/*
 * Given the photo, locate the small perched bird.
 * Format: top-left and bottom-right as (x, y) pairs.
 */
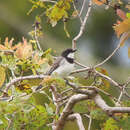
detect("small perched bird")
(35, 48), (76, 90)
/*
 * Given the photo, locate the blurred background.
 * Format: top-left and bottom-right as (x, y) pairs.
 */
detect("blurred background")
(0, 0), (130, 84)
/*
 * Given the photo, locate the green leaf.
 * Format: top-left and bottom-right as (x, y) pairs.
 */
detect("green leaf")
(90, 109), (107, 120)
(32, 92), (50, 106)
(0, 66), (6, 88)
(126, 13), (130, 18)
(104, 118), (119, 130)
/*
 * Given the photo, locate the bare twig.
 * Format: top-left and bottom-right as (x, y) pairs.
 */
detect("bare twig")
(94, 41), (121, 68)
(71, 66), (120, 89)
(72, 1), (83, 23)
(34, 26), (42, 51)
(79, 0), (86, 16)
(94, 94), (130, 114)
(68, 113), (85, 130)
(0, 50), (14, 54)
(84, 114), (92, 130)
(70, 66), (90, 74)
(5, 74), (47, 93)
(72, 0), (92, 49)
(116, 77), (130, 105)
(55, 94), (89, 130)
(61, 88), (73, 95)
(74, 60), (88, 68)
(94, 70), (120, 88)
(40, 0), (56, 3)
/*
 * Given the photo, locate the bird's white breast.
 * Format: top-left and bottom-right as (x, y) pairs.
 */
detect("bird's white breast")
(52, 58), (74, 78)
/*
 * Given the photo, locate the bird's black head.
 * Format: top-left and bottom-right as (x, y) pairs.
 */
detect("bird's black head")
(61, 48), (77, 57)
(61, 48), (77, 63)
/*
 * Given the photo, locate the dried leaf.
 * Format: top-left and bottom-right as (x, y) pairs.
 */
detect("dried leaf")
(113, 18), (130, 37)
(116, 9), (126, 20)
(0, 37), (14, 51)
(15, 38), (33, 59)
(93, 0), (107, 5)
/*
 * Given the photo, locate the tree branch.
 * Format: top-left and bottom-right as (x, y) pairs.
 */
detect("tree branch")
(4, 75), (47, 93)
(55, 94), (88, 130)
(84, 114), (92, 130)
(72, 0), (92, 49)
(68, 113), (85, 130)
(95, 42), (121, 68)
(94, 94), (130, 114)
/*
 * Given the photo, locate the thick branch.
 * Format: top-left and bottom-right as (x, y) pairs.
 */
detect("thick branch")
(68, 113), (85, 130)
(94, 94), (130, 114)
(55, 94), (88, 130)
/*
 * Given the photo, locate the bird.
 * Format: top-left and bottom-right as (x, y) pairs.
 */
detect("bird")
(35, 48), (77, 91)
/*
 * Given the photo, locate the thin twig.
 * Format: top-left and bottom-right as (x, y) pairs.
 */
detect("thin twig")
(34, 26), (42, 51)
(72, 0), (92, 49)
(68, 113), (85, 130)
(5, 74), (47, 93)
(84, 114), (92, 130)
(94, 42), (121, 68)
(40, 0), (56, 3)
(79, 0), (86, 16)
(74, 60), (88, 68)
(72, 1), (83, 23)
(0, 50), (14, 53)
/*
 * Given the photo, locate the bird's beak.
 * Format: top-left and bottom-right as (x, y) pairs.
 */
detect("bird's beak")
(73, 49), (77, 52)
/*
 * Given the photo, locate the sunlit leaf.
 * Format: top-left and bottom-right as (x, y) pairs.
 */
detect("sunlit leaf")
(0, 66), (6, 88)
(113, 18), (130, 37)
(103, 118), (119, 130)
(126, 13), (130, 18)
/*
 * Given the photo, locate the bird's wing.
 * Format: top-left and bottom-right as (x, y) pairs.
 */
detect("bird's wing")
(46, 56), (63, 75)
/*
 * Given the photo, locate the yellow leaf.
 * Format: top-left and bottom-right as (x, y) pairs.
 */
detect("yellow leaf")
(72, 10), (79, 18)
(128, 47), (130, 58)
(64, 22), (70, 38)
(0, 66), (6, 88)
(113, 18), (130, 37)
